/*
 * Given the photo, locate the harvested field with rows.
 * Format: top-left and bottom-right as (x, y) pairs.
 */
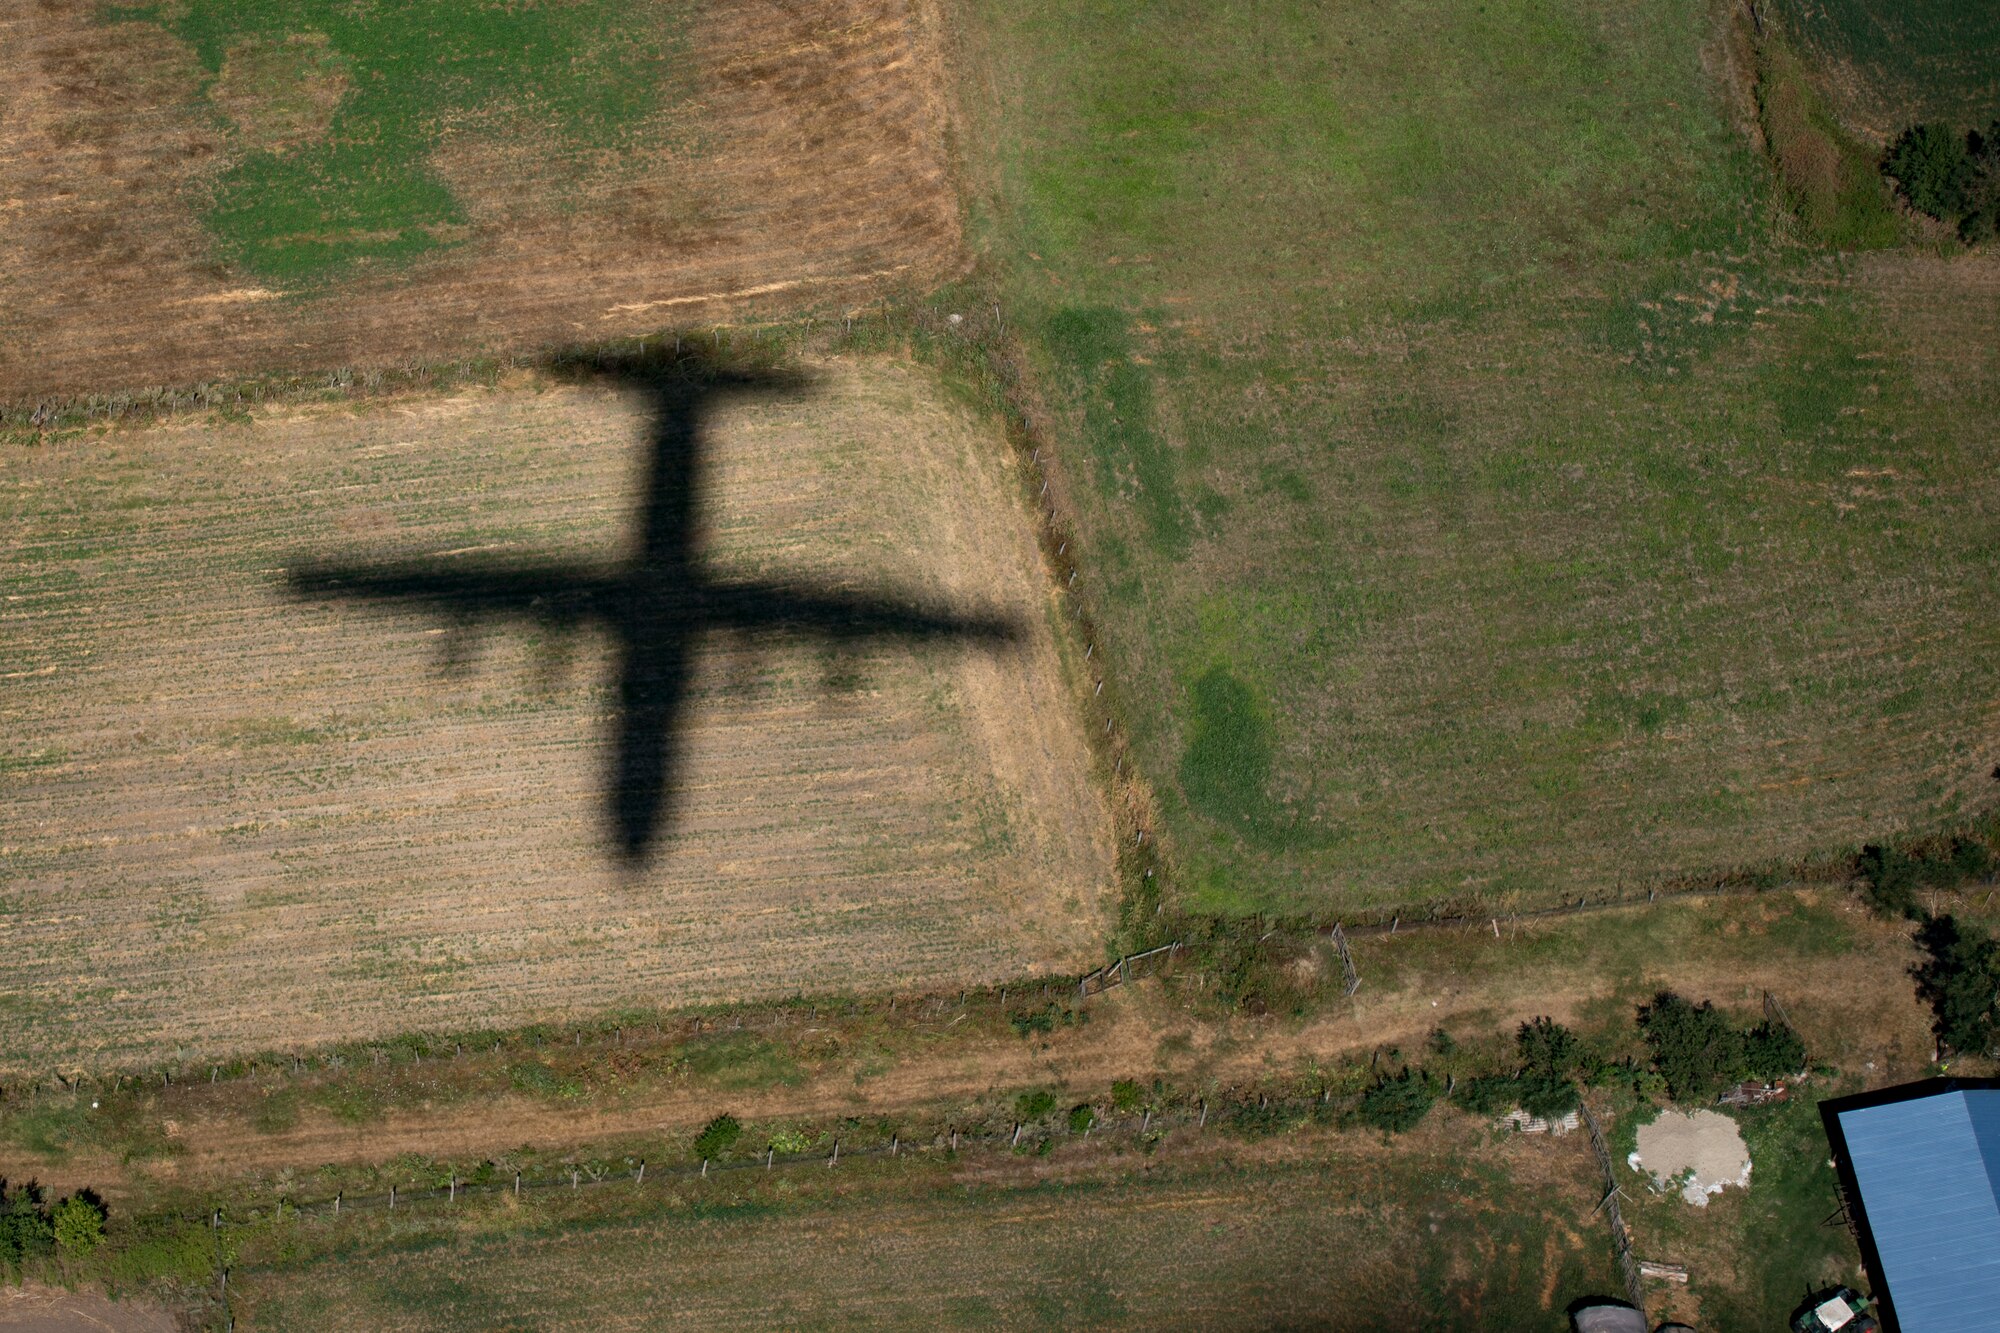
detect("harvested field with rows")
(0, 0), (961, 400)
(0, 356), (1110, 1072)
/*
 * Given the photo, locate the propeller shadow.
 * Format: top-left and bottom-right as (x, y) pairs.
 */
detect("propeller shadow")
(283, 344), (1021, 865)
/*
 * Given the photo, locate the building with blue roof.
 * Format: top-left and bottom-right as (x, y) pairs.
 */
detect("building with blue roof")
(1820, 1078), (2000, 1333)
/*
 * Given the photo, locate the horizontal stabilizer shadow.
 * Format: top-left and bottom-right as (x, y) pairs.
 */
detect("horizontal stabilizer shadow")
(282, 342), (1022, 864)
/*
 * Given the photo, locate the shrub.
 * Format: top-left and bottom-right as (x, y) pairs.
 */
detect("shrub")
(767, 1128), (811, 1156)
(1638, 992), (1747, 1102)
(1452, 1074), (1518, 1118)
(1426, 1027), (1457, 1057)
(1067, 1104), (1096, 1134)
(51, 1194), (105, 1258)
(1356, 1069), (1436, 1134)
(1014, 1089), (1056, 1121)
(1228, 1098), (1288, 1139)
(1884, 123), (1974, 219)
(1110, 1079), (1143, 1112)
(692, 1114), (742, 1161)
(1913, 915), (2000, 1057)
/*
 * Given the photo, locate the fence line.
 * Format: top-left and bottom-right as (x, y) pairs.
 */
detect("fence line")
(1579, 1099), (1647, 1317)
(171, 1080), (1365, 1238)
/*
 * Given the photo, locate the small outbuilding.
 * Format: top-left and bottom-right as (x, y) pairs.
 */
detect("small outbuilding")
(1819, 1077), (2000, 1332)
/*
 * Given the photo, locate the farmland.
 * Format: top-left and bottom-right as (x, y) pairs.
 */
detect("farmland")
(0, 356), (1109, 1071)
(225, 1131), (1615, 1331)
(1776, 0), (2000, 141)
(949, 0), (2000, 917)
(0, 0), (961, 399)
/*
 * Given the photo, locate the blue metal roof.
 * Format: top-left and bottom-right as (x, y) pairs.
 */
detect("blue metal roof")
(1832, 1085), (2000, 1332)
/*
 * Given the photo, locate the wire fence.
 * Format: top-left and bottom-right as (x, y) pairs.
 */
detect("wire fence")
(1579, 1098), (1646, 1318)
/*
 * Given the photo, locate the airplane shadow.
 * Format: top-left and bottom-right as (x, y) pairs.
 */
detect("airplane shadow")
(282, 343), (1021, 865)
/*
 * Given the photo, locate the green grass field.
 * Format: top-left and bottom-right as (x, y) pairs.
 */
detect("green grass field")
(954, 0), (2000, 917)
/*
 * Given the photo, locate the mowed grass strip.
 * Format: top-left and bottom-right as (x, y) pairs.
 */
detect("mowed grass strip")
(228, 1149), (1614, 1331)
(950, 0), (2000, 915)
(0, 358), (1108, 1071)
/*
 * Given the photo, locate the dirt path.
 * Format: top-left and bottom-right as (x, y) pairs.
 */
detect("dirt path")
(27, 891), (1934, 1199)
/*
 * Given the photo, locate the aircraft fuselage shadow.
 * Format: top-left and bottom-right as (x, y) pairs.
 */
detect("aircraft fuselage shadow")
(283, 345), (1021, 864)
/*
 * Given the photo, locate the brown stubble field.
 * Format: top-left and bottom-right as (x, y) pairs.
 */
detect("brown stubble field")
(0, 0), (961, 401)
(0, 356), (1110, 1072)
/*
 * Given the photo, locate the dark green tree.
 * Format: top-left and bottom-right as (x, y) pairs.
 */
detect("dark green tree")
(1638, 991), (1746, 1102)
(1514, 1017), (1583, 1120)
(1741, 1020), (1806, 1079)
(1913, 915), (2000, 1057)
(0, 1182), (54, 1267)
(692, 1113), (742, 1161)
(1884, 123), (1974, 220)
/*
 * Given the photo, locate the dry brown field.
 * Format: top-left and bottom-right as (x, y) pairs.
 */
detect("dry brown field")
(0, 0), (960, 401)
(0, 355), (1110, 1073)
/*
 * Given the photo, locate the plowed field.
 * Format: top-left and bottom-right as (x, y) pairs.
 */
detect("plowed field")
(0, 357), (1110, 1071)
(0, 0), (961, 400)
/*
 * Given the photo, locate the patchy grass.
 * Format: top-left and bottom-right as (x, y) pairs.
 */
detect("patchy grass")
(955, 0), (2000, 917)
(102, 0), (694, 282)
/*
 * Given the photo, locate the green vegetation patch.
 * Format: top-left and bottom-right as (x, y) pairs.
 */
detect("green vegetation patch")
(103, 0), (692, 282)
(963, 0), (2000, 919)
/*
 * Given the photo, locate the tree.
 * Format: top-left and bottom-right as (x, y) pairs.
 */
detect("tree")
(1514, 1017), (1583, 1120)
(692, 1114), (742, 1161)
(1741, 1020), (1806, 1079)
(1913, 915), (2000, 1057)
(1884, 123), (1974, 220)
(0, 1183), (54, 1267)
(51, 1193), (104, 1259)
(1638, 991), (1746, 1101)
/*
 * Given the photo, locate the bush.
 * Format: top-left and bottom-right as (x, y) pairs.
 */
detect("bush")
(1885, 123), (1974, 219)
(1356, 1069), (1436, 1134)
(1014, 1089), (1056, 1122)
(1452, 1074), (1519, 1118)
(1638, 992), (1747, 1102)
(1110, 1079), (1143, 1112)
(1913, 915), (2000, 1057)
(767, 1128), (811, 1156)
(1067, 1104), (1096, 1134)
(692, 1113), (742, 1161)
(51, 1194), (105, 1258)
(1426, 1027), (1457, 1057)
